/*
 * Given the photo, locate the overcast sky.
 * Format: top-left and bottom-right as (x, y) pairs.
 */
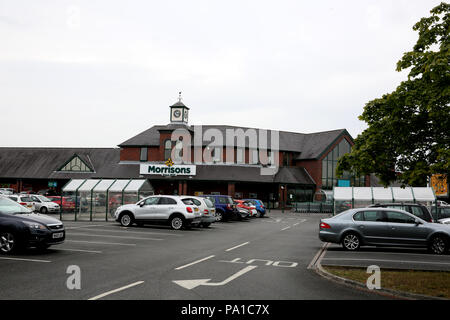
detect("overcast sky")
(0, 0), (442, 147)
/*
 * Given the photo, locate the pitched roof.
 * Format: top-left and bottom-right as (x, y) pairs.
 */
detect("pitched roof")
(0, 147), (315, 185)
(0, 148), (120, 179)
(118, 124), (351, 159)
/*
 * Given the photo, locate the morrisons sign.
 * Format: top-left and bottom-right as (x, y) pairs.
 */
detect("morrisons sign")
(139, 164), (197, 176)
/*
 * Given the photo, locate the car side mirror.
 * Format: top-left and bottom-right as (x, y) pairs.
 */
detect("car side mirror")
(139, 202), (145, 207)
(414, 219), (421, 225)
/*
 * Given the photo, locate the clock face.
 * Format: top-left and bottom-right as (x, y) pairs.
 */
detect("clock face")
(184, 109), (188, 121)
(173, 110), (181, 118)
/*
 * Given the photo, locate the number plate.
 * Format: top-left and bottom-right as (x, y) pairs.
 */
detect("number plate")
(52, 232), (64, 239)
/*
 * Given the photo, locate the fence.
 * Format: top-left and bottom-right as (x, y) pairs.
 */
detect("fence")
(291, 202), (333, 213)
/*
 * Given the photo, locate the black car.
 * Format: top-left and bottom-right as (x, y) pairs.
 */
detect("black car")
(369, 203), (434, 222)
(0, 196), (65, 253)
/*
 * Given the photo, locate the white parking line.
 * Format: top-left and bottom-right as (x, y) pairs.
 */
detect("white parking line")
(68, 233), (163, 241)
(65, 240), (136, 246)
(65, 224), (112, 230)
(53, 248), (102, 254)
(226, 242), (250, 252)
(321, 258), (450, 265)
(73, 227), (183, 237)
(88, 281), (145, 300)
(175, 255), (215, 270)
(0, 256), (51, 263)
(281, 226), (291, 231)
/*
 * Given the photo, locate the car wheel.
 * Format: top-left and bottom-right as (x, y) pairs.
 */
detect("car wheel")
(170, 215), (184, 230)
(0, 232), (17, 254)
(202, 223), (211, 228)
(429, 235), (448, 255)
(40, 207), (48, 214)
(342, 233), (361, 251)
(120, 213), (134, 227)
(215, 212), (223, 222)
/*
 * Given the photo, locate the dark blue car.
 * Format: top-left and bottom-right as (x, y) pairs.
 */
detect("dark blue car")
(243, 199), (266, 217)
(200, 195), (238, 221)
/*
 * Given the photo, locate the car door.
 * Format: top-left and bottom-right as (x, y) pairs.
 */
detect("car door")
(134, 197), (159, 221)
(155, 197), (178, 220)
(353, 210), (391, 244)
(385, 211), (430, 246)
(31, 196), (42, 211)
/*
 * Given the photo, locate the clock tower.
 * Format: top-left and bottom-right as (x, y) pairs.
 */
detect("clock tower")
(169, 92), (189, 125)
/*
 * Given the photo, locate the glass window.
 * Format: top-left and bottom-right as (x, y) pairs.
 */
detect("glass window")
(353, 211), (364, 221)
(59, 155), (93, 172)
(236, 147), (245, 164)
(386, 211), (415, 224)
(203, 198), (215, 208)
(363, 211), (387, 222)
(140, 147), (148, 162)
(218, 197), (228, 204)
(410, 206), (428, 221)
(143, 197), (159, 205)
(164, 140), (172, 160)
(158, 197), (177, 205)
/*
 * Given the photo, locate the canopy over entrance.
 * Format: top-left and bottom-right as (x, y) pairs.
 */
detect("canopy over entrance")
(333, 187), (436, 214)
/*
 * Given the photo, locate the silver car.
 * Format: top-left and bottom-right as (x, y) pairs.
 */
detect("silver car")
(319, 207), (450, 255)
(114, 195), (202, 230)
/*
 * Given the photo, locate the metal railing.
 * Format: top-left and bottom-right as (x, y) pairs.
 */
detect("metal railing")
(291, 202), (334, 213)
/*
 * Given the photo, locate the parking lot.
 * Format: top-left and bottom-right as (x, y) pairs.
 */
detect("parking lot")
(320, 244), (450, 272)
(1, 210), (449, 300)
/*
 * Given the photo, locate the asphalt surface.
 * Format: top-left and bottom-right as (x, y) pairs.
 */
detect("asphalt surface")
(1, 210), (430, 300)
(321, 243), (450, 271)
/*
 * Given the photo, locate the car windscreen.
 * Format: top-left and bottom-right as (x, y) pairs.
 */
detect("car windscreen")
(203, 198), (215, 208)
(0, 197), (31, 214)
(38, 196), (52, 202)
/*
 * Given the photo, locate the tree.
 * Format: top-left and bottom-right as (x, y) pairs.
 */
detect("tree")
(336, 2), (450, 187)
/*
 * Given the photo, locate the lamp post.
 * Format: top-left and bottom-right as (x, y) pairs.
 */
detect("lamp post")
(281, 185), (285, 213)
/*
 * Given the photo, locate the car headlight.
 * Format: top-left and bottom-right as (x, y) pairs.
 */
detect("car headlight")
(23, 221), (47, 230)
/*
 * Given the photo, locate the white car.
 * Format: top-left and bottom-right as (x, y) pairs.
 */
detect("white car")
(30, 195), (60, 214)
(439, 218), (450, 225)
(180, 196), (216, 227)
(7, 195), (36, 211)
(114, 195), (202, 230)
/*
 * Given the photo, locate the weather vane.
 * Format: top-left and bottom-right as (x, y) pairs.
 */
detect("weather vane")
(178, 91), (182, 102)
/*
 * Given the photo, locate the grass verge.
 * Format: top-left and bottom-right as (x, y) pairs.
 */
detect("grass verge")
(323, 266), (450, 299)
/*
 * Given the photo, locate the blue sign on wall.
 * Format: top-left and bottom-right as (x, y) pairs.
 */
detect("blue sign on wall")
(337, 179), (351, 187)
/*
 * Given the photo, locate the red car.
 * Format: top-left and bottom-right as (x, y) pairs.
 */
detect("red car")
(47, 196), (76, 211)
(234, 200), (258, 217)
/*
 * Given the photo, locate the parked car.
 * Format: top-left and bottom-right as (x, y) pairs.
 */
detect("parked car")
(440, 218), (450, 225)
(243, 199), (266, 217)
(437, 200), (449, 206)
(431, 206), (450, 223)
(180, 196), (216, 227)
(47, 196), (76, 211)
(7, 195), (36, 212)
(319, 207), (450, 255)
(236, 207), (250, 219)
(370, 203), (434, 222)
(0, 188), (15, 195)
(0, 195), (65, 253)
(200, 195), (238, 221)
(113, 195), (202, 230)
(30, 195), (60, 214)
(37, 189), (58, 196)
(234, 200), (258, 217)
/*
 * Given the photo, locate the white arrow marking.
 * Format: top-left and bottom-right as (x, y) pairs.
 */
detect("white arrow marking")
(173, 265), (257, 290)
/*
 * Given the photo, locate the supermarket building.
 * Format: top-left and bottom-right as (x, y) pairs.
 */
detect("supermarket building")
(0, 97), (369, 208)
